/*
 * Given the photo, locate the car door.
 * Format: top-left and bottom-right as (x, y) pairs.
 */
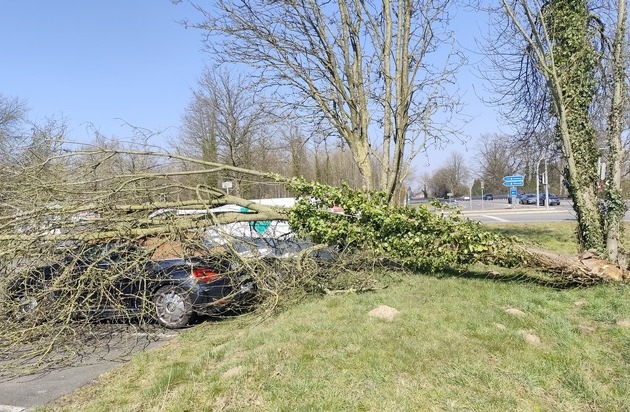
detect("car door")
(74, 242), (150, 318)
(97, 243), (154, 315)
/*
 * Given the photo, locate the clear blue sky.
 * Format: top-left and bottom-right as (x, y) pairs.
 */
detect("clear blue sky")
(0, 1), (499, 172)
(0, 0), (204, 142)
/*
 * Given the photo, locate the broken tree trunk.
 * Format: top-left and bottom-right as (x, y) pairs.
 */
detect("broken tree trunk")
(517, 245), (628, 284)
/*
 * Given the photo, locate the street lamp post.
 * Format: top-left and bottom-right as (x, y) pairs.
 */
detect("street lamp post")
(544, 160), (549, 210)
(536, 157), (549, 210)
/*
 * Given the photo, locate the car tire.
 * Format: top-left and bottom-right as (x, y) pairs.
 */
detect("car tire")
(14, 289), (58, 322)
(15, 296), (39, 320)
(153, 285), (194, 329)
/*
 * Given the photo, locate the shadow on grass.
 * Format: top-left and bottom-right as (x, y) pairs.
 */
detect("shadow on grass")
(430, 265), (592, 290)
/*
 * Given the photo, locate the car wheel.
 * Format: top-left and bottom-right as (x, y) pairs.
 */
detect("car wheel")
(15, 296), (38, 320)
(153, 285), (194, 329)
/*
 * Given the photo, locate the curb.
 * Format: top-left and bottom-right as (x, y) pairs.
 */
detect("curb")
(461, 207), (567, 215)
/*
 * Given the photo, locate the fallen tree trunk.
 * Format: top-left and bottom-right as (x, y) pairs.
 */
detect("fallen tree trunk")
(518, 245), (628, 284)
(2, 148), (627, 286)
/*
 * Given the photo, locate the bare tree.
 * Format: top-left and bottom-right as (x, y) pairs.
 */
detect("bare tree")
(0, 94), (29, 167)
(179, 86), (220, 189)
(476, 134), (521, 194)
(0, 94), (27, 134)
(0, 103), (73, 212)
(427, 152), (470, 197)
(178, 69), (280, 197)
(603, 0), (628, 263)
(184, 0), (465, 201)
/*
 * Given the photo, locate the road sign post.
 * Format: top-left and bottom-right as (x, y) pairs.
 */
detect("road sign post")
(222, 181), (233, 195)
(509, 186), (518, 207)
(503, 175), (524, 208)
(503, 175), (524, 187)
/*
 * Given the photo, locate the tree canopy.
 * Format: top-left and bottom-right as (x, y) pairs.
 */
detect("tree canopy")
(188, 0), (465, 201)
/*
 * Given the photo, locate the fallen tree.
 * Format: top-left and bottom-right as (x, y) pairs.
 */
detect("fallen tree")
(1, 147), (627, 293)
(286, 179), (628, 284)
(0, 149), (627, 378)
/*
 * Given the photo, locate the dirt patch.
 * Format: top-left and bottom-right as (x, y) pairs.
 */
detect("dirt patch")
(222, 366), (245, 379)
(616, 319), (630, 328)
(518, 330), (541, 346)
(505, 308), (526, 317)
(368, 305), (400, 321)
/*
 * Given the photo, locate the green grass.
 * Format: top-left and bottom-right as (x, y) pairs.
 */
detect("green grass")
(45, 222), (630, 411)
(484, 221), (630, 254)
(485, 222), (582, 254)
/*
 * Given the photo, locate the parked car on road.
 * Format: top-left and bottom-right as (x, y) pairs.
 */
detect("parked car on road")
(507, 193), (524, 204)
(482, 193), (493, 201)
(7, 241), (255, 329)
(439, 198), (458, 206)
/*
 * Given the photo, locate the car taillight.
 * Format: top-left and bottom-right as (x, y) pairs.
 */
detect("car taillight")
(192, 268), (221, 283)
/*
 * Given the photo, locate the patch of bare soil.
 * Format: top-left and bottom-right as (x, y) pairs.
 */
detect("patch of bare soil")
(368, 305), (400, 321)
(505, 308), (526, 317)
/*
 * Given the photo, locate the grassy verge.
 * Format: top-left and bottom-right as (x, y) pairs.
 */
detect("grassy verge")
(46, 222), (630, 411)
(484, 221), (630, 253)
(485, 222), (582, 254)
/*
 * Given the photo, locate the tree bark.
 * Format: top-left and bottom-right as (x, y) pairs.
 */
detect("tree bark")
(604, 0), (629, 267)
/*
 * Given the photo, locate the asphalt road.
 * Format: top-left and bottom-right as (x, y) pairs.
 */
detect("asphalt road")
(461, 201), (576, 224)
(0, 327), (177, 411)
(458, 199), (630, 224)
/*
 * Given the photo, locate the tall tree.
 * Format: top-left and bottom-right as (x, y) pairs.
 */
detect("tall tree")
(603, 0), (628, 265)
(476, 133), (521, 194)
(428, 152), (470, 198)
(0, 94), (28, 163)
(494, 0), (628, 266)
(178, 69), (278, 197)
(179, 88), (219, 189)
(187, 0), (464, 201)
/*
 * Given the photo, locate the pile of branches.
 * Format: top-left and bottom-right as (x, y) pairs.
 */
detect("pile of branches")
(0, 147), (626, 378)
(0, 210), (386, 379)
(286, 179), (628, 284)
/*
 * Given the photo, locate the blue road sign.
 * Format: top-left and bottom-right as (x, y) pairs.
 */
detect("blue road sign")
(503, 175), (524, 187)
(510, 187), (518, 197)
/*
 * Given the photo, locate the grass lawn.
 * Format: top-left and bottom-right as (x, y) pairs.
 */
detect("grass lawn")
(46, 222), (630, 411)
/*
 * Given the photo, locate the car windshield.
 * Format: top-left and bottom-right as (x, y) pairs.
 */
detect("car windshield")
(65, 242), (145, 265)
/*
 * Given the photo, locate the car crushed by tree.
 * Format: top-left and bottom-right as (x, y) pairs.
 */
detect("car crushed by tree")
(0, 151), (626, 379)
(5, 240), (257, 329)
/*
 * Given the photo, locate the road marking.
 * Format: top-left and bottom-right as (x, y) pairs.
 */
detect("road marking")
(482, 215), (510, 222)
(0, 405), (25, 412)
